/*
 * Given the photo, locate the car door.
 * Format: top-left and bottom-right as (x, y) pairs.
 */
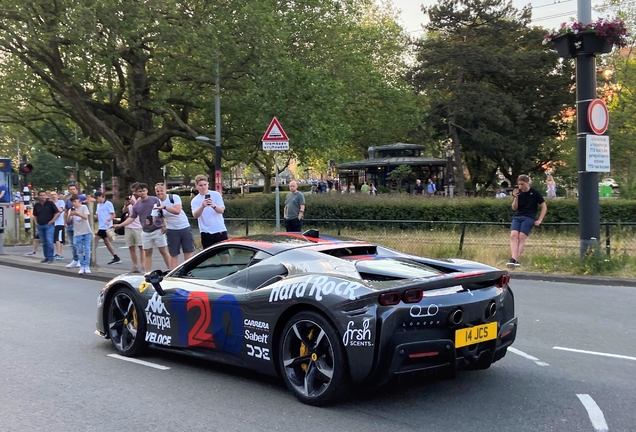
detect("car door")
(148, 245), (259, 355)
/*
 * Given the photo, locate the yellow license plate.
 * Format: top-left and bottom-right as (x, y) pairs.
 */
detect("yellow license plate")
(455, 322), (497, 348)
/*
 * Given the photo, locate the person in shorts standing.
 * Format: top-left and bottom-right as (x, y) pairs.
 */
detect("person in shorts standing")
(283, 180), (305, 232)
(155, 183), (195, 269)
(122, 194), (144, 273)
(191, 174), (227, 249)
(93, 191), (122, 265)
(508, 174), (547, 268)
(49, 191), (66, 260)
(114, 183), (170, 271)
(67, 194), (93, 274)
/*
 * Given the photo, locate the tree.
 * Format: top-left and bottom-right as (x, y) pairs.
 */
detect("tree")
(388, 164), (413, 191)
(410, 0), (574, 195)
(0, 0), (420, 192)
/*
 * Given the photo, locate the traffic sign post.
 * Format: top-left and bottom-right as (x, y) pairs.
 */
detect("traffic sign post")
(262, 117), (290, 232)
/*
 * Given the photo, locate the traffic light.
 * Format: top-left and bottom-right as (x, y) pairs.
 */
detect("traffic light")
(15, 203), (21, 211)
(19, 163), (33, 175)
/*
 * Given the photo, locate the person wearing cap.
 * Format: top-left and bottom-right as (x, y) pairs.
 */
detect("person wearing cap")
(93, 191), (122, 265)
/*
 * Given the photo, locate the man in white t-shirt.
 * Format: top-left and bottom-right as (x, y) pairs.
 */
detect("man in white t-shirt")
(93, 191), (122, 265)
(49, 191), (66, 260)
(155, 183), (195, 269)
(190, 174), (227, 249)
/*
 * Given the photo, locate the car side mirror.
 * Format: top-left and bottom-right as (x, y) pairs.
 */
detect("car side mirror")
(144, 269), (165, 295)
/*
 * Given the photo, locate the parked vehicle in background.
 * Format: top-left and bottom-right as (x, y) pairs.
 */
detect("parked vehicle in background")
(600, 177), (619, 188)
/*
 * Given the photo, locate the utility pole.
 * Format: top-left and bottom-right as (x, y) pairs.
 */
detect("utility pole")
(576, 0), (600, 256)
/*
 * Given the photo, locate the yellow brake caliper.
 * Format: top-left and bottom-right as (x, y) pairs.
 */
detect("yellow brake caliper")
(300, 329), (315, 372)
(132, 309), (138, 334)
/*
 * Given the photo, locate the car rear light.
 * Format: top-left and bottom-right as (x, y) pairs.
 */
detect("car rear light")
(496, 273), (510, 288)
(408, 351), (439, 359)
(500, 329), (512, 338)
(378, 292), (401, 306)
(403, 289), (423, 303)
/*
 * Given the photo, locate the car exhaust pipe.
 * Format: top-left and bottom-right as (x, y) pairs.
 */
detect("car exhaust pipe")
(449, 308), (463, 325)
(485, 301), (497, 319)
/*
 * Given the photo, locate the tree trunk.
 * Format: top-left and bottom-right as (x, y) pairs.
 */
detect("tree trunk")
(115, 146), (163, 189)
(448, 115), (466, 197)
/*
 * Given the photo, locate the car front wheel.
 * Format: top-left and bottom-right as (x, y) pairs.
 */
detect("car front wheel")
(107, 287), (147, 357)
(279, 311), (350, 406)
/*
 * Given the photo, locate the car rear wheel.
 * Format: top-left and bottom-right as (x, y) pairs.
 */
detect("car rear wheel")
(279, 311), (350, 406)
(107, 287), (147, 357)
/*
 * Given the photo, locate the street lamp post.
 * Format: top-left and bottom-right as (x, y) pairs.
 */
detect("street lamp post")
(195, 60), (222, 194)
(64, 163), (80, 189)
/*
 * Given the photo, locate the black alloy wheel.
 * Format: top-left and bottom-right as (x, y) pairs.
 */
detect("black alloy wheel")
(279, 311), (350, 406)
(107, 288), (147, 357)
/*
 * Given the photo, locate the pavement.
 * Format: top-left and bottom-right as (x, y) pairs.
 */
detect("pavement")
(1, 235), (635, 286)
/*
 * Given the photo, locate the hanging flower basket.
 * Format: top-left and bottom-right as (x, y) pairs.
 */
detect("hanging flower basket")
(551, 32), (613, 57)
(543, 17), (627, 58)
(552, 34), (576, 57)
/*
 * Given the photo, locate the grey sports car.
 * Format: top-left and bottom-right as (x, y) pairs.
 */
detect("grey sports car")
(96, 231), (517, 406)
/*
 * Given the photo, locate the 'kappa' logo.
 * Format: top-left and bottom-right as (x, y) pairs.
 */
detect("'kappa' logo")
(145, 293), (170, 315)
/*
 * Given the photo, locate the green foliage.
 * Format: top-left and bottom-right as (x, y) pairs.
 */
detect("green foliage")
(0, 0), (419, 190)
(531, 251), (633, 276)
(411, 0), (575, 195)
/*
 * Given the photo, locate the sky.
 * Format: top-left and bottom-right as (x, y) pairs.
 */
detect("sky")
(383, 0), (601, 34)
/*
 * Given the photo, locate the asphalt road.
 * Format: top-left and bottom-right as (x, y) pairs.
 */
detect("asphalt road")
(1, 268), (635, 432)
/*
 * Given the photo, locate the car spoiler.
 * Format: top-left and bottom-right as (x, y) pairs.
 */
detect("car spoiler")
(370, 270), (510, 304)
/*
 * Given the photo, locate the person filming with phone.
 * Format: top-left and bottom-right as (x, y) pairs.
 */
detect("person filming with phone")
(191, 174), (227, 249)
(508, 174), (547, 268)
(114, 183), (170, 271)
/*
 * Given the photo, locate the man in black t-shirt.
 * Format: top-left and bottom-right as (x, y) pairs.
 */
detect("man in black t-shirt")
(33, 190), (61, 264)
(508, 174), (547, 268)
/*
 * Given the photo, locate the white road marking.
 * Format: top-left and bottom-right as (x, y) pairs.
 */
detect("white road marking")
(508, 347), (550, 366)
(577, 394), (609, 432)
(107, 354), (170, 370)
(553, 346), (636, 362)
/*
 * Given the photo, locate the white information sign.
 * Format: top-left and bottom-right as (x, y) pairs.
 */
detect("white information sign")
(262, 141), (290, 151)
(585, 135), (610, 172)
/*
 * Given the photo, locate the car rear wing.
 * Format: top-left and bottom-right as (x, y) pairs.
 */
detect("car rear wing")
(374, 270), (510, 306)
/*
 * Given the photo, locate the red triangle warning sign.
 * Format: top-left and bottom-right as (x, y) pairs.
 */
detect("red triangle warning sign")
(262, 117), (289, 141)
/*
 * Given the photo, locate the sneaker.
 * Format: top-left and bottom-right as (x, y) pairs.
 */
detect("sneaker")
(506, 258), (517, 269)
(130, 267), (141, 273)
(108, 256), (122, 265)
(24, 251), (36, 256)
(54, 254), (65, 260)
(66, 260), (81, 268)
(78, 267), (86, 275)
(41, 258), (54, 264)
(84, 267), (92, 274)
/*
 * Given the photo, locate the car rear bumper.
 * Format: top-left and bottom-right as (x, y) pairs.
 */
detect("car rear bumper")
(379, 316), (517, 382)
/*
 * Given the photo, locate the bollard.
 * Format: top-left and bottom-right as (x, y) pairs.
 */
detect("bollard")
(0, 205), (4, 254)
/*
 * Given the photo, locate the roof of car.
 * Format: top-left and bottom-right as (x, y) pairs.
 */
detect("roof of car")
(223, 232), (373, 254)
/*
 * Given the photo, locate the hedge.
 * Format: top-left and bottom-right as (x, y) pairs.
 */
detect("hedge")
(112, 193), (636, 223)
(223, 194), (636, 223)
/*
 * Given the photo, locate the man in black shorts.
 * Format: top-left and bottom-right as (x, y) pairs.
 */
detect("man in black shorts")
(508, 174), (547, 268)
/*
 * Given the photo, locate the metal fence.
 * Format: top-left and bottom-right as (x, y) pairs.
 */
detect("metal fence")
(221, 218), (636, 262)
